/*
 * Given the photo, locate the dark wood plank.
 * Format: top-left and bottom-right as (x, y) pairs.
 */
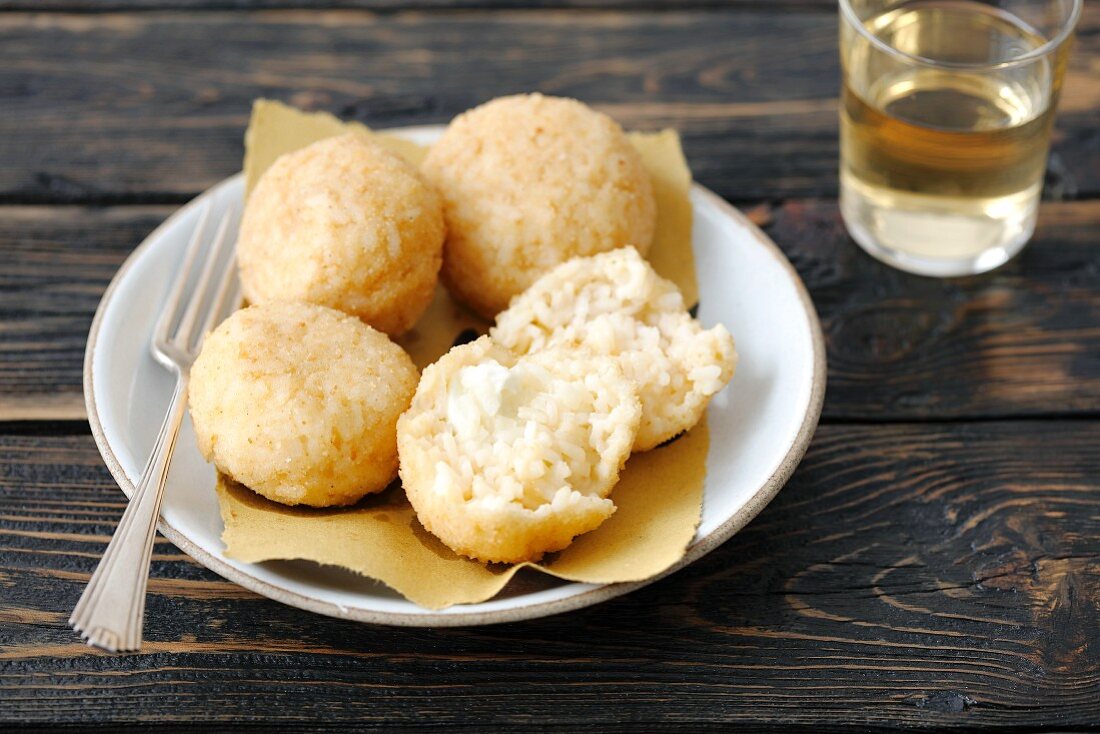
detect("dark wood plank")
(1, 7), (1097, 204)
(1, 424), (1097, 728)
(762, 198), (1100, 420)
(0, 207), (169, 420)
(0, 1), (837, 11)
(3, 201), (1098, 422)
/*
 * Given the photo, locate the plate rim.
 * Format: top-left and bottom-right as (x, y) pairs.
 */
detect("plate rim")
(83, 139), (826, 627)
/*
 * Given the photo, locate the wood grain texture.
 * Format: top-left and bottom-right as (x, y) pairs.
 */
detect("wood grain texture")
(2, 2), (1098, 730)
(0, 207), (169, 420)
(0, 1), (837, 10)
(1, 6), (1097, 204)
(763, 199), (1100, 420)
(0, 425), (1097, 728)
(3, 201), (1098, 422)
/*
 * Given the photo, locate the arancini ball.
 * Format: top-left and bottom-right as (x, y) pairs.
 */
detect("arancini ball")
(421, 94), (657, 319)
(491, 247), (736, 451)
(237, 132), (445, 336)
(189, 301), (419, 508)
(397, 336), (641, 563)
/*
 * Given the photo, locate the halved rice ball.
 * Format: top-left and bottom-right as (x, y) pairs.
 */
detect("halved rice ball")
(189, 301), (419, 507)
(491, 247), (736, 451)
(397, 336), (641, 563)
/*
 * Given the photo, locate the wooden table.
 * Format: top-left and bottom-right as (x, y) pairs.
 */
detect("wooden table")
(3, 1), (1098, 730)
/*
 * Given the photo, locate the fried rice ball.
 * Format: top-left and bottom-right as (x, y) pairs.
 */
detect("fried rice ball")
(397, 336), (641, 563)
(421, 94), (657, 319)
(189, 301), (419, 508)
(237, 132), (445, 336)
(492, 247), (736, 451)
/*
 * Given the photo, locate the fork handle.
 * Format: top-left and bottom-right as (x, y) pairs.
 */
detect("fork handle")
(69, 374), (190, 652)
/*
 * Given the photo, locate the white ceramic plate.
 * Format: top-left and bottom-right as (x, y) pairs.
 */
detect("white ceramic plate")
(84, 125), (825, 626)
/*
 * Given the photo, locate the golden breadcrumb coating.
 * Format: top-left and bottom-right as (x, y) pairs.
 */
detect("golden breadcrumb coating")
(238, 132), (444, 336)
(421, 94), (657, 319)
(189, 301), (419, 507)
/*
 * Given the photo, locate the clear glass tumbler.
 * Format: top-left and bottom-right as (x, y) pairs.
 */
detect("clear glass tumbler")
(839, 0), (1081, 276)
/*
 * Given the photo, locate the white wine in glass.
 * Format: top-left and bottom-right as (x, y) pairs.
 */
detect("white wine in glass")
(839, 0), (1080, 276)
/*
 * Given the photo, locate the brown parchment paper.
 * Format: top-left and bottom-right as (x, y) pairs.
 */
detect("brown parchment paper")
(217, 99), (709, 609)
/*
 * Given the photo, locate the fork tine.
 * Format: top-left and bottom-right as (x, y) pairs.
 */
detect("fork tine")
(198, 204), (242, 340)
(199, 253), (240, 341)
(156, 200), (212, 347)
(174, 204), (236, 351)
(197, 206), (242, 342)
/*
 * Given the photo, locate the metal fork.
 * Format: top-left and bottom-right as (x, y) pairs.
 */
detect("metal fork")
(70, 200), (240, 652)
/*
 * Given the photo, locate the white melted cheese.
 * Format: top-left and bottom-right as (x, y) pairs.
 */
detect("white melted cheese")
(446, 360), (531, 439)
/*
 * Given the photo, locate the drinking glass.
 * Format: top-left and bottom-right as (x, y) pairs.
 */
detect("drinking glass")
(839, 0), (1081, 276)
